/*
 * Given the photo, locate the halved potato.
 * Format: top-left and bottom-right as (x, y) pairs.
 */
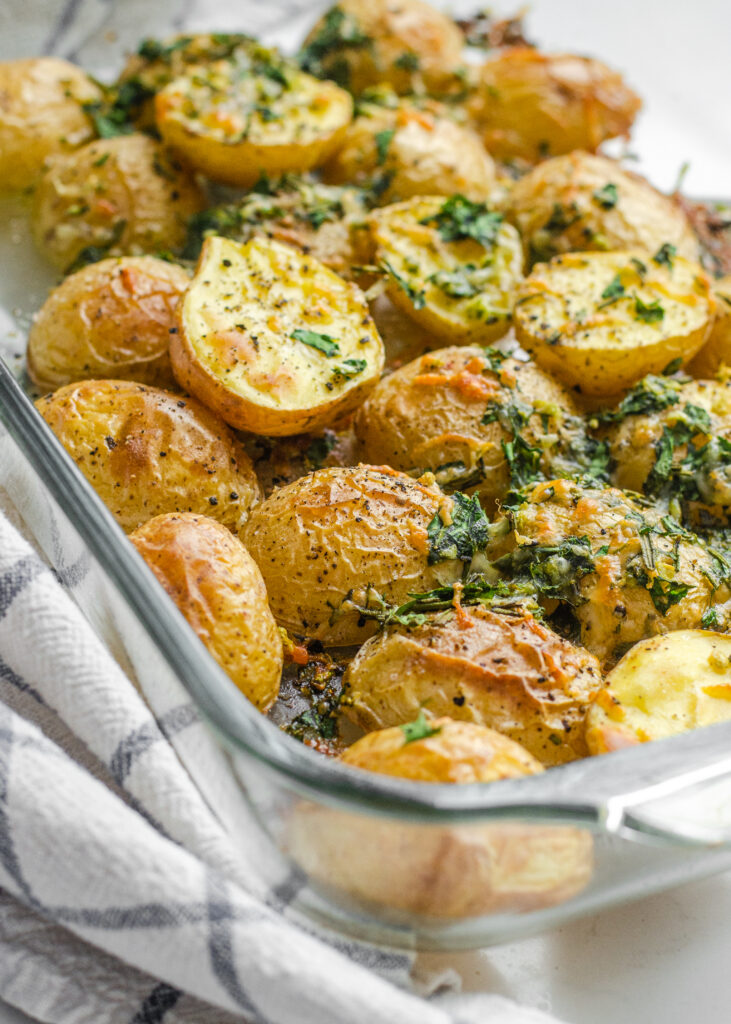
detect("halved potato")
(505, 152), (700, 266)
(130, 513), (282, 711)
(27, 256), (190, 391)
(466, 48), (641, 163)
(585, 631), (731, 753)
(514, 251), (716, 396)
(343, 605), (603, 765)
(322, 100), (495, 204)
(371, 195), (523, 345)
(240, 465), (464, 645)
(492, 478), (731, 667)
(688, 277), (731, 378)
(300, 0), (465, 96)
(288, 717), (593, 917)
(353, 345), (596, 509)
(155, 48), (353, 188)
(37, 380), (260, 534)
(31, 134), (204, 272)
(0, 57), (101, 192)
(171, 235), (385, 436)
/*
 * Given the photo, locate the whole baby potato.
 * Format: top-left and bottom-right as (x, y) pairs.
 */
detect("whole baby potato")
(343, 605), (603, 766)
(688, 277), (731, 378)
(240, 465), (464, 645)
(513, 250), (716, 396)
(37, 380), (260, 534)
(586, 631), (731, 753)
(492, 478), (731, 666)
(467, 48), (641, 163)
(288, 717), (593, 917)
(0, 57), (101, 192)
(27, 256), (190, 391)
(130, 513), (282, 711)
(300, 0), (465, 96)
(322, 100), (495, 204)
(505, 152), (700, 266)
(354, 345), (593, 509)
(32, 134), (204, 272)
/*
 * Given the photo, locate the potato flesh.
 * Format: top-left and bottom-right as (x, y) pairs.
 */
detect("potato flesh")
(343, 606), (602, 765)
(372, 196), (523, 344)
(506, 151), (700, 266)
(131, 513), (282, 712)
(174, 235), (384, 435)
(36, 380), (260, 535)
(514, 251), (715, 395)
(27, 256), (190, 391)
(585, 631), (731, 753)
(241, 465), (463, 645)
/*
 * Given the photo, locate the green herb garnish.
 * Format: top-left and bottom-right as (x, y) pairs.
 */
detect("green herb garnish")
(634, 296), (664, 323)
(292, 328), (340, 356)
(400, 710), (441, 744)
(653, 243), (677, 269)
(421, 195), (504, 249)
(380, 259), (426, 309)
(374, 128), (395, 166)
(593, 183), (618, 209)
(330, 357), (367, 383)
(426, 492), (490, 564)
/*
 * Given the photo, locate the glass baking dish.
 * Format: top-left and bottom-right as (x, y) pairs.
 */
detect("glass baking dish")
(5, 357), (731, 951)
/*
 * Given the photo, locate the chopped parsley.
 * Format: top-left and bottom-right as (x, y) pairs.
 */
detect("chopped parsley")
(394, 52), (420, 71)
(593, 183), (619, 209)
(298, 5), (371, 84)
(305, 431), (337, 469)
(374, 128), (395, 166)
(400, 710), (441, 744)
(430, 267), (480, 298)
(634, 296), (665, 323)
(426, 492), (490, 564)
(330, 357), (367, 384)
(653, 243), (677, 269)
(494, 536), (597, 605)
(597, 374), (684, 424)
(292, 328), (340, 356)
(648, 575), (691, 614)
(600, 273), (625, 304)
(701, 607), (719, 628)
(380, 259), (426, 309)
(83, 79), (153, 139)
(421, 195), (504, 249)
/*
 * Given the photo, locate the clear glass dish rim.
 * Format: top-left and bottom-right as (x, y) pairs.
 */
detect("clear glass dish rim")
(6, 356), (731, 833)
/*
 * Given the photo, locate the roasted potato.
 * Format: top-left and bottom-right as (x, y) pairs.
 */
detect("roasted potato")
(182, 177), (372, 280)
(0, 58), (101, 192)
(288, 717), (593, 916)
(171, 236), (385, 436)
(603, 375), (731, 518)
(586, 631), (731, 753)
(371, 195), (523, 345)
(492, 478), (731, 666)
(466, 48), (641, 163)
(688, 277), (731, 378)
(130, 513), (282, 711)
(343, 605), (602, 765)
(505, 152), (700, 266)
(27, 256), (190, 391)
(322, 100), (495, 204)
(514, 251), (716, 396)
(241, 465), (465, 645)
(368, 293), (442, 365)
(31, 134), (204, 273)
(155, 46), (353, 188)
(299, 0), (465, 96)
(354, 345), (604, 509)
(37, 380), (260, 534)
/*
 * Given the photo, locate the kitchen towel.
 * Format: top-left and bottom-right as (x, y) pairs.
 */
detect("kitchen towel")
(0, 497), (565, 1024)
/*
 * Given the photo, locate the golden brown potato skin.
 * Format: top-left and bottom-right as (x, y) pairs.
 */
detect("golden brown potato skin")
(608, 377), (731, 501)
(27, 256), (190, 391)
(505, 152), (699, 265)
(343, 606), (602, 766)
(467, 48), (641, 163)
(32, 134), (204, 271)
(354, 345), (579, 509)
(688, 277), (731, 378)
(37, 380), (260, 534)
(495, 478), (731, 667)
(322, 102), (495, 204)
(130, 513), (282, 711)
(288, 718), (593, 917)
(0, 58), (101, 191)
(241, 465), (463, 645)
(301, 0), (465, 96)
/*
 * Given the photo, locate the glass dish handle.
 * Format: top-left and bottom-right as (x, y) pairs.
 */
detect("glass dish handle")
(605, 754), (731, 847)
